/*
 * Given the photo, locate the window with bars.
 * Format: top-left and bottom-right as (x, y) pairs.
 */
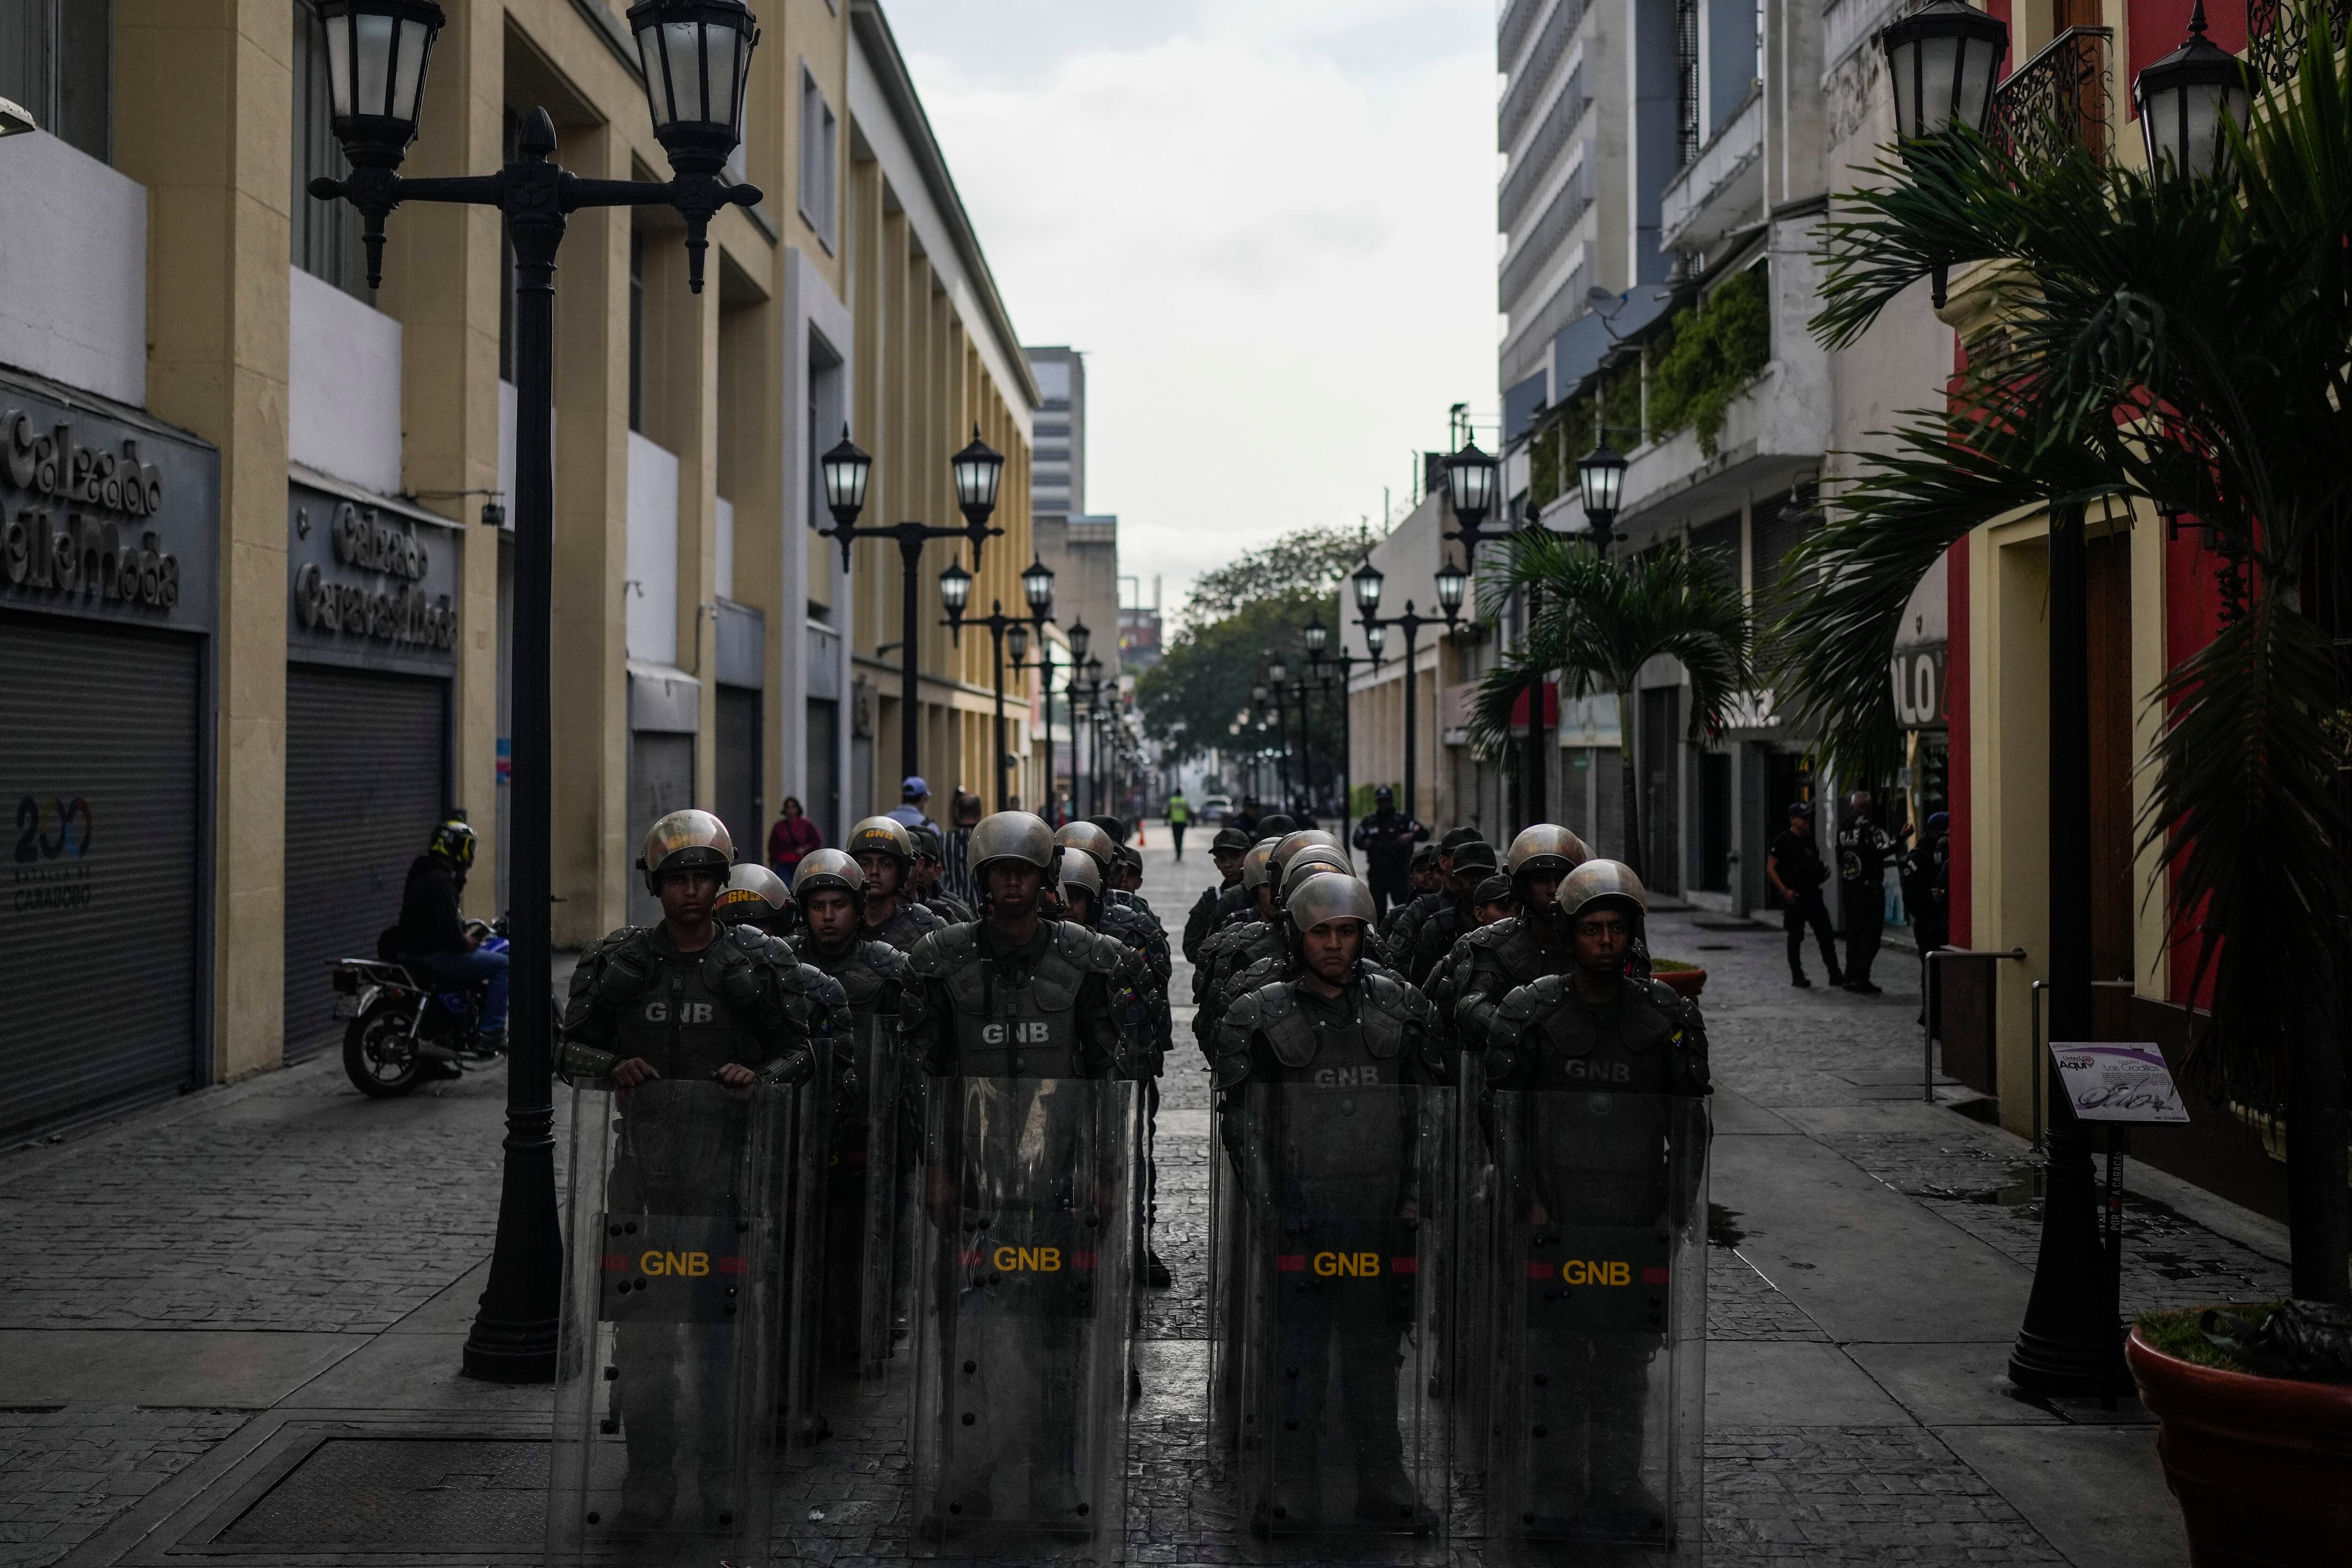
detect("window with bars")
(0, 0), (110, 163)
(291, 0), (370, 298)
(1674, 0), (1700, 168)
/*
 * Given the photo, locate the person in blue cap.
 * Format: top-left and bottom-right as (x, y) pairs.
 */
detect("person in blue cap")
(887, 776), (937, 834)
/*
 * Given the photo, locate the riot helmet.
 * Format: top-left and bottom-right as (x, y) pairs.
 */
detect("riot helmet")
(1287, 873), (1378, 938)
(1279, 847), (1351, 901)
(847, 815), (915, 868)
(1054, 819), (1118, 873)
(908, 823), (946, 863)
(427, 817), (477, 872)
(636, 809), (734, 892)
(968, 811), (1058, 880)
(1505, 823), (1590, 884)
(715, 863), (792, 930)
(1058, 850), (1103, 918)
(1561, 858), (1647, 923)
(1272, 828), (1342, 870)
(1240, 838), (1283, 891)
(791, 848), (865, 902)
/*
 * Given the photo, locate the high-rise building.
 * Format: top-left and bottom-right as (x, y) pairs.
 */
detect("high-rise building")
(1026, 346), (1086, 520)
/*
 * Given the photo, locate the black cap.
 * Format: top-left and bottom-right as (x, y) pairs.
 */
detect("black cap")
(1212, 827), (1252, 853)
(1258, 813), (1297, 837)
(1473, 874), (1513, 907)
(1451, 840), (1498, 873)
(1440, 825), (1483, 850)
(1788, 801), (1814, 818)
(1410, 844), (1440, 869)
(1375, 784), (1395, 801)
(1088, 814), (1130, 844)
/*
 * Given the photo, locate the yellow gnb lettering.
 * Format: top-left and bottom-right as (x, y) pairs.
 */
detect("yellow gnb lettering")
(639, 1250), (712, 1277)
(1312, 1251), (1382, 1277)
(1560, 1259), (1631, 1286)
(990, 1246), (1063, 1272)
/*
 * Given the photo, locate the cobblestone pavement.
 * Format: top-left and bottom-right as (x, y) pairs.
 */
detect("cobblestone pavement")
(0, 823), (2265, 1567)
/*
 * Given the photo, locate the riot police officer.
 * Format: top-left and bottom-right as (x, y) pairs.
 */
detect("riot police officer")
(849, 815), (947, 952)
(901, 812), (1150, 1531)
(556, 810), (832, 1530)
(1383, 826), (1482, 971)
(1351, 784), (1428, 919)
(908, 824), (976, 924)
(1193, 843), (1352, 1059)
(1403, 838), (1499, 987)
(1184, 826), (1255, 963)
(716, 861), (795, 937)
(787, 850), (924, 1371)
(1426, 825), (1589, 1076)
(1484, 859), (1710, 1538)
(1213, 874), (1435, 1532)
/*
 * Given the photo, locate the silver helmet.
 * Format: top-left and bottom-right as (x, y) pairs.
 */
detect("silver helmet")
(715, 862), (791, 923)
(1271, 828), (1342, 874)
(1280, 846), (1351, 900)
(968, 811), (1058, 880)
(1560, 858), (1647, 923)
(791, 848), (865, 900)
(1058, 850), (1103, 909)
(1287, 873), (1378, 936)
(846, 815), (915, 866)
(1240, 837), (1284, 891)
(1506, 823), (1591, 883)
(1054, 819), (1117, 872)
(637, 808), (734, 892)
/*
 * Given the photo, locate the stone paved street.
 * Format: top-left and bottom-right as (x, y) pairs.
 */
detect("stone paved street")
(0, 822), (2281, 1566)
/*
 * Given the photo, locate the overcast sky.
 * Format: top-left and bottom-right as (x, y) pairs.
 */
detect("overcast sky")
(884, 0), (1498, 628)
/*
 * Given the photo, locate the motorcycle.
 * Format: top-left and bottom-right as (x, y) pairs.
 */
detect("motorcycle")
(330, 916), (509, 1098)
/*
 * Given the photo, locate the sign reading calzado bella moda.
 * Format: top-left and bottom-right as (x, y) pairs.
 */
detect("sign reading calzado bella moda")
(287, 478), (459, 673)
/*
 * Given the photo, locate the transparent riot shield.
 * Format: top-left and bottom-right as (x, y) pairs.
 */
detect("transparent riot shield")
(855, 1014), (907, 1377)
(1226, 1082), (1453, 1558)
(1206, 1114), (1246, 1476)
(549, 1076), (788, 1566)
(780, 1059), (834, 1457)
(1447, 1051), (1495, 1482)
(908, 1075), (1139, 1558)
(1485, 1090), (1708, 1558)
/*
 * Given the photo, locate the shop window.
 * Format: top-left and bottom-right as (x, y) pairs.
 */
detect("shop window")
(0, 0), (111, 164)
(290, 0), (371, 300)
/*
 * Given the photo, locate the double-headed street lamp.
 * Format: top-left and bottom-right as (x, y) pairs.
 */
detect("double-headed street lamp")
(307, 0), (767, 1383)
(1351, 556), (1465, 824)
(1304, 611), (1371, 847)
(816, 425), (1006, 791)
(1074, 656), (1109, 816)
(940, 554), (1056, 811)
(1260, 653), (1317, 819)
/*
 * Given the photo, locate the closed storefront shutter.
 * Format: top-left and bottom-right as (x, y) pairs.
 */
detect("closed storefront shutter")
(0, 612), (203, 1139)
(626, 732), (697, 929)
(284, 664), (449, 1058)
(715, 685), (760, 860)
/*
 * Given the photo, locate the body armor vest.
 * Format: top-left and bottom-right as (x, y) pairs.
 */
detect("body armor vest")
(865, 898), (945, 953)
(917, 923), (1124, 1078)
(1228, 974), (1426, 1210)
(605, 934), (770, 1082)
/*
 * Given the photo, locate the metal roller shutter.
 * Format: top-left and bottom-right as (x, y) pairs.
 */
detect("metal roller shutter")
(284, 665), (449, 1059)
(626, 732), (697, 929)
(0, 611), (203, 1140)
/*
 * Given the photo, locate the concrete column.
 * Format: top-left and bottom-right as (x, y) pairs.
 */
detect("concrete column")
(117, 0), (294, 1081)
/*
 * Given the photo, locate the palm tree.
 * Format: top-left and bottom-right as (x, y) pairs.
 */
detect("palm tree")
(1777, 24), (2352, 1301)
(1470, 535), (1752, 878)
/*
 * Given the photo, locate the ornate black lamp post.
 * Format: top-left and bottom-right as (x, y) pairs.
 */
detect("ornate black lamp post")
(307, 0), (767, 1383)
(940, 554), (1054, 812)
(1351, 557), (1461, 824)
(1305, 611), (1371, 848)
(1878, 0), (2009, 307)
(1076, 656), (1106, 816)
(2135, 2), (2254, 182)
(1575, 442), (1629, 551)
(1442, 437), (1502, 567)
(815, 426), (1005, 790)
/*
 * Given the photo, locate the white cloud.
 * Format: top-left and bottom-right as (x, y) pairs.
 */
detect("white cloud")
(888, 1), (1498, 621)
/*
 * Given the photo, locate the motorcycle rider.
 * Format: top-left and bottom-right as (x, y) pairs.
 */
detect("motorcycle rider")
(900, 812), (1150, 1527)
(1351, 785), (1428, 920)
(393, 817), (507, 1064)
(849, 816), (947, 952)
(1834, 790), (1907, 995)
(555, 810), (831, 1529)
(786, 849), (924, 1366)
(1403, 838), (1499, 987)
(908, 824), (975, 924)
(1213, 873), (1435, 1532)
(1427, 825), (1589, 1077)
(1183, 827), (1254, 964)
(715, 862), (795, 937)
(1483, 859), (1710, 1535)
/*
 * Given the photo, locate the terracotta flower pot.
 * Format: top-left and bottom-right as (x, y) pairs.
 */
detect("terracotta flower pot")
(2125, 1326), (2352, 1566)
(1652, 967), (1706, 1000)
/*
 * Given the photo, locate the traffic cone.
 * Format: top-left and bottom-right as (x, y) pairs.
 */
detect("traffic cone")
(1138, 821), (1147, 846)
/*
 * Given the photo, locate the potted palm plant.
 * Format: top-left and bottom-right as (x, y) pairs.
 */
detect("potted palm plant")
(1779, 15), (2352, 1561)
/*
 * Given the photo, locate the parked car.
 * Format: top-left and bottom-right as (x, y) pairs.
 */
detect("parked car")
(1199, 795), (1232, 822)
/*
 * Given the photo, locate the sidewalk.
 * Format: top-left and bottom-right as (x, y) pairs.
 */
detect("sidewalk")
(0, 830), (2282, 1565)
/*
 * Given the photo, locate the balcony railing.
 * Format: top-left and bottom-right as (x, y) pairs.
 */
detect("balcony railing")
(1992, 25), (2113, 166)
(2248, 0), (2350, 87)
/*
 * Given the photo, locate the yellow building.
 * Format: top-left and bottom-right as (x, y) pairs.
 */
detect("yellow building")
(0, 0), (1031, 1138)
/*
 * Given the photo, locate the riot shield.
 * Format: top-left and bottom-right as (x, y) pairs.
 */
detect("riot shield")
(1206, 1115), (1246, 1473)
(1485, 1090), (1708, 1558)
(855, 1013), (907, 1377)
(549, 1076), (788, 1566)
(908, 1075), (1138, 1558)
(1225, 1082), (1452, 1556)
(780, 1059), (833, 1457)
(1446, 1051), (1495, 1480)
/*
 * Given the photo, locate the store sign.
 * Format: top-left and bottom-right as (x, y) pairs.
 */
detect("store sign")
(2048, 1042), (2191, 1124)
(288, 484), (459, 667)
(0, 408), (183, 613)
(1891, 643), (1947, 729)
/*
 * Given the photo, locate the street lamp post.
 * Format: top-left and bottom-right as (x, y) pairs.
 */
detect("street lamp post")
(1576, 443), (1629, 552)
(307, 0), (765, 1383)
(816, 427), (1006, 791)
(1878, 0), (2009, 307)
(940, 573), (1054, 812)
(1077, 656), (1105, 816)
(1352, 557), (1460, 825)
(1305, 611), (1369, 850)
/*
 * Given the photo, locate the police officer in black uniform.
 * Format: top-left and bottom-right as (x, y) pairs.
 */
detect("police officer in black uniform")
(1767, 802), (1842, 989)
(1351, 784), (1428, 920)
(902, 812), (1151, 1527)
(1833, 790), (1907, 995)
(557, 810), (832, 1528)
(1484, 859), (1709, 1536)
(787, 849), (923, 1366)
(1426, 825), (1590, 1076)
(1214, 874), (1435, 1532)
(1404, 838), (1499, 987)
(1184, 827), (1255, 963)
(849, 816), (948, 952)
(1384, 827), (1480, 971)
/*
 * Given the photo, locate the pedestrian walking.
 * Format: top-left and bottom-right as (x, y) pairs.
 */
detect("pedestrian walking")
(1168, 789), (1190, 859)
(766, 795), (822, 880)
(1767, 803), (1843, 989)
(1834, 789), (1907, 995)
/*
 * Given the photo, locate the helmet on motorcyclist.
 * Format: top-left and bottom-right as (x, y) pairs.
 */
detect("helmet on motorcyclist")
(636, 809), (734, 893)
(427, 818), (477, 873)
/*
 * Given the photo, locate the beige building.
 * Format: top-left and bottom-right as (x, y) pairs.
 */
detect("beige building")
(0, 0), (1030, 1141)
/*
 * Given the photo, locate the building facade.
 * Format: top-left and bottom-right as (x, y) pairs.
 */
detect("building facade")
(0, 0), (1030, 1142)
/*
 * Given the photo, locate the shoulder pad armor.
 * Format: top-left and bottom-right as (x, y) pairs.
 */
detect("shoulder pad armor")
(903, 923), (979, 979)
(1464, 918), (1515, 951)
(1053, 919), (1128, 974)
(860, 938), (914, 984)
(1254, 982), (1321, 1068)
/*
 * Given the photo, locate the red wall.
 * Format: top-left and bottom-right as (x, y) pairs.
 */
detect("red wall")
(2129, 0), (2248, 125)
(1946, 537), (1972, 947)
